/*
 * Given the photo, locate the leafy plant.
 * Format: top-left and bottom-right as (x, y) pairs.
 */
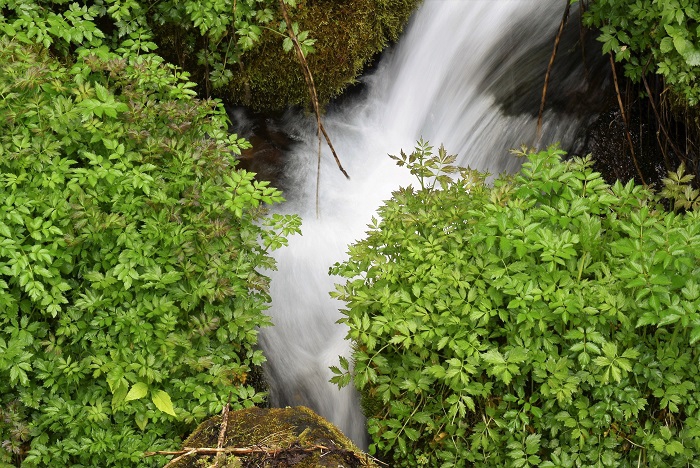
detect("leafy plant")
(0, 35), (299, 466)
(578, 0), (700, 106)
(332, 142), (700, 467)
(0, 0), (316, 97)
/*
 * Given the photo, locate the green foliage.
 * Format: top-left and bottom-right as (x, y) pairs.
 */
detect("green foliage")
(579, 0), (700, 106)
(0, 0), (421, 110)
(331, 143), (700, 467)
(149, 0), (317, 94)
(0, 36), (299, 466)
(660, 163), (700, 211)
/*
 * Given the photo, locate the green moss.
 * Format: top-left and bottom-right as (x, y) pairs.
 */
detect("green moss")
(155, 0), (422, 112)
(170, 406), (377, 467)
(228, 0), (421, 111)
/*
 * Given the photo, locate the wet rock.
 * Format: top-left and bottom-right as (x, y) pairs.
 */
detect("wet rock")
(228, 106), (296, 194)
(481, 7), (611, 119)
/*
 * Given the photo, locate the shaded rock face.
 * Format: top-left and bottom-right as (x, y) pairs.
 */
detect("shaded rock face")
(227, 106), (297, 195)
(169, 406), (376, 468)
(480, 7), (611, 120)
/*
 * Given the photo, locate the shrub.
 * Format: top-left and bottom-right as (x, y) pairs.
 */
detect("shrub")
(580, 0), (700, 106)
(331, 142), (700, 467)
(0, 0), (421, 112)
(0, 37), (299, 466)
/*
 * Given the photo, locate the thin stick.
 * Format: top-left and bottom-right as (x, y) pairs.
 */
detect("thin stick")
(316, 128), (322, 218)
(278, 0), (349, 217)
(217, 398), (231, 449)
(209, 396), (232, 467)
(609, 53), (646, 185)
(160, 448), (197, 468)
(146, 444), (383, 467)
(640, 72), (685, 165)
(536, 0), (571, 144)
(577, 0), (590, 80)
(148, 444), (330, 457)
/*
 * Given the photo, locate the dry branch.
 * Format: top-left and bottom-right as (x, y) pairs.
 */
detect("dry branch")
(147, 443), (333, 458)
(209, 397), (232, 468)
(536, 0), (570, 143)
(217, 399), (230, 450)
(641, 72), (685, 166)
(278, 0), (349, 217)
(146, 443), (382, 467)
(609, 53), (647, 185)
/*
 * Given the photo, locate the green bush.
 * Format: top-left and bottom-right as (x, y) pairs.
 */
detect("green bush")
(331, 142), (700, 467)
(0, 37), (299, 466)
(0, 0), (420, 112)
(580, 0), (700, 106)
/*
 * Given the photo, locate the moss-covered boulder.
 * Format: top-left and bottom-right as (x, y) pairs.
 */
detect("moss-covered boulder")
(156, 0), (422, 112)
(231, 0), (421, 111)
(166, 406), (377, 467)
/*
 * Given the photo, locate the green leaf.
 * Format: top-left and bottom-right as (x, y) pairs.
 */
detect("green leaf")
(660, 37), (674, 53)
(482, 349), (506, 365)
(690, 326), (700, 346)
(125, 382), (148, 402)
(135, 413), (148, 431)
(111, 380), (129, 408)
(403, 427), (420, 441)
(152, 390), (177, 417)
(95, 83), (109, 102)
(684, 49), (700, 67)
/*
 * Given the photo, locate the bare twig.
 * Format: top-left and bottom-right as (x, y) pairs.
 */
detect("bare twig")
(231, 0), (252, 104)
(609, 53), (647, 185)
(217, 398), (231, 449)
(147, 444), (329, 458)
(160, 448), (197, 468)
(146, 441), (384, 467)
(209, 396), (232, 467)
(278, 0), (349, 217)
(146, 444), (374, 462)
(536, 0), (570, 143)
(316, 127), (322, 218)
(640, 72), (685, 166)
(577, 0), (590, 80)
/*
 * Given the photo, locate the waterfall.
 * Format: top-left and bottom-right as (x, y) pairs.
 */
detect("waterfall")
(257, 0), (602, 448)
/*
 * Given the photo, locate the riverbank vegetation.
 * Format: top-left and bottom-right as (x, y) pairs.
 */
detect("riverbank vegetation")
(578, 0), (700, 183)
(0, 1), (310, 464)
(332, 142), (700, 467)
(0, 0), (419, 465)
(580, 0), (700, 106)
(0, 35), (302, 466)
(1, 0), (699, 466)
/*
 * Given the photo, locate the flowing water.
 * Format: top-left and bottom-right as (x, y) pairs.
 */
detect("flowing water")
(257, 0), (603, 448)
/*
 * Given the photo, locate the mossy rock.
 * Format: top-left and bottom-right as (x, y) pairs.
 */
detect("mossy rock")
(166, 406), (377, 467)
(155, 0), (422, 112)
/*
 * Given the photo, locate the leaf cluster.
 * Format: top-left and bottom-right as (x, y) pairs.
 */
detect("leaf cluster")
(0, 36), (299, 466)
(389, 139), (481, 192)
(331, 144), (700, 467)
(0, 0), (420, 112)
(578, 0), (700, 106)
(0, 0), (315, 97)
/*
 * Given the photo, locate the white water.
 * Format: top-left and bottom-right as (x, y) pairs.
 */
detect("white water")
(258, 0), (594, 447)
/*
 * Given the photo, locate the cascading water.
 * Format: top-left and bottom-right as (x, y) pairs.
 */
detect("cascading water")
(257, 0), (604, 448)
